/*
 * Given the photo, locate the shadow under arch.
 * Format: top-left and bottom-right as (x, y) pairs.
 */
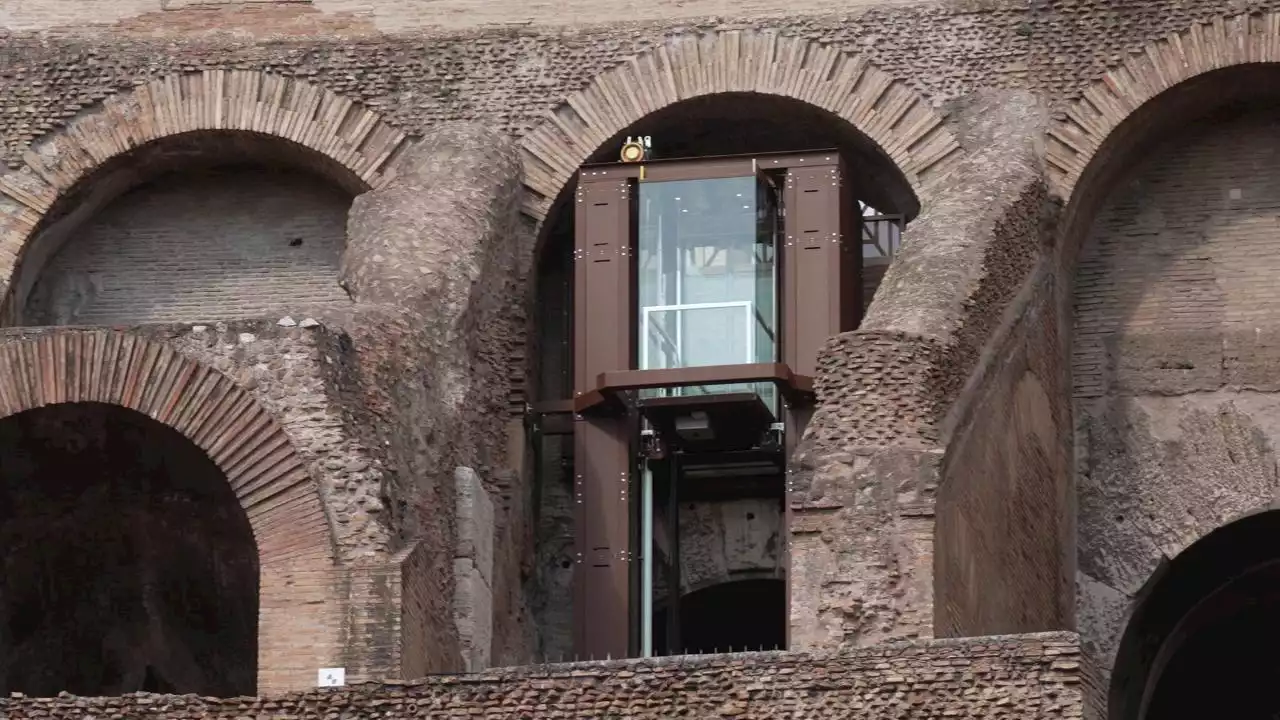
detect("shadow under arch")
(518, 29), (961, 226)
(534, 90), (923, 258)
(0, 400), (259, 697)
(652, 578), (787, 655)
(1110, 508), (1280, 720)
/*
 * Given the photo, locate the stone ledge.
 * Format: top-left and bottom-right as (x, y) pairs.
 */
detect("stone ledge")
(2, 632), (1086, 719)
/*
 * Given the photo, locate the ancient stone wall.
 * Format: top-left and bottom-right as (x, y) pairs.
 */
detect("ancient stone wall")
(3, 0), (944, 34)
(935, 273), (1074, 638)
(1, 633), (1087, 719)
(788, 89), (1055, 650)
(924, 88), (1073, 639)
(23, 168), (352, 326)
(1072, 105), (1280, 685)
(336, 123), (534, 670)
(8, 0), (1280, 697)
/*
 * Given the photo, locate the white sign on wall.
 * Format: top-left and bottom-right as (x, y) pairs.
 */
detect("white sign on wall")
(318, 668), (346, 688)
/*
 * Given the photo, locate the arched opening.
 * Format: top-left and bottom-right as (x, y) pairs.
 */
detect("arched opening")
(1067, 64), (1280, 719)
(532, 92), (916, 402)
(0, 402), (258, 697)
(527, 92), (914, 661)
(1110, 510), (1280, 720)
(4, 131), (362, 327)
(651, 579), (786, 655)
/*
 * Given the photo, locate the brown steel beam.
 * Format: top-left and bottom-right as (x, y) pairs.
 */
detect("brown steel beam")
(580, 148), (840, 182)
(572, 362), (815, 414)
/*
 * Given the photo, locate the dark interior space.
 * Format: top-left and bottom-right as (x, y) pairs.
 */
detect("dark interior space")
(653, 578), (786, 655)
(1111, 510), (1280, 720)
(0, 402), (259, 697)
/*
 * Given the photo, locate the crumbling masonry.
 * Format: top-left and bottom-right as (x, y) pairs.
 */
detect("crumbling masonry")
(2, 0), (1280, 717)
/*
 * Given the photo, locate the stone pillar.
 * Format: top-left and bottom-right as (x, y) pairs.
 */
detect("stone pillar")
(788, 90), (1056, 650)
(337, 123), (531, 673)
(454, 467), (495, 672)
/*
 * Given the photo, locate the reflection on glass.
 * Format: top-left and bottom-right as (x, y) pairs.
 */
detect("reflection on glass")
(635, 175), (779, 407)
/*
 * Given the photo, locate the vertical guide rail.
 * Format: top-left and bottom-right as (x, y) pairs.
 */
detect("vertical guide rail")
(666, 451), (682, 655)
(640, 458), (654, 657)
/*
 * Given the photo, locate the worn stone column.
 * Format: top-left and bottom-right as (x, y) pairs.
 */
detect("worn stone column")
(789, 90), (1059, 650)
(335, 123), (532, 676)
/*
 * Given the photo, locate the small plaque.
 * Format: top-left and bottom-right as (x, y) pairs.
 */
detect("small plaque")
(318, 668), (346, 687)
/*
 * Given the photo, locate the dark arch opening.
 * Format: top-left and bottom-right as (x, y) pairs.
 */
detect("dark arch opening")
(2, 130), (362, 328)
(0, 402), (259, 697)
(1110, 510), (1280, 720)
(652, 579), (786, 655)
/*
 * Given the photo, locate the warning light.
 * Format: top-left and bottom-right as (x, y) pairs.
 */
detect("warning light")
(620, 135), (652, 163)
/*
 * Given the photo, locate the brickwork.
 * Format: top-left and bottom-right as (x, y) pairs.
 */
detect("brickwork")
(519, 29), (959, 218)
(3, 0), (941, 34)
(0, 68), (406, 306)
(1072, 106), (1280, 687)
(788, 90), (1053, 651)
(1, 633), (1087, 719)
(335, 124), (534, 671)
(0, 328), (340, 694)
(7, 1), (1280, 714)
(936, 272), (1073, 638)
(24, 168), (351, 325)
(1046, 10), (1280, 199)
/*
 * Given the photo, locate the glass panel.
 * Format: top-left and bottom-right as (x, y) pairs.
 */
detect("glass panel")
(635, 175), (780, 409)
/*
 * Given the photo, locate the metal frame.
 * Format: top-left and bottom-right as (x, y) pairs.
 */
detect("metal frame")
(640, 300), (757, 373)
(565, 148), (859, 662)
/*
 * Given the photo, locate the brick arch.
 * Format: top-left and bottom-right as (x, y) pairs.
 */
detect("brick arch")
(519, 29), (962, 220)
(0, 69), (410, 292)
(0, 329), (336, 692)
(1047, 11), (1280, 200)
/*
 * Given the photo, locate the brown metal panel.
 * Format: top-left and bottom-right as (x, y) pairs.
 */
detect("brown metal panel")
(573, 177), (634, 396)
(840, 162), (863, 333)
(639, 158), (755, 182)
(783, 164), (841, 378)
(571, 173), (636, 660)
(572, 414), (632, 659)
(572, 363), (814, 414)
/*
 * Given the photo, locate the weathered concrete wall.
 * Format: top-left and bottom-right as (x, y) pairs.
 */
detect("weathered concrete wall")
(2, 633), (1088, 719)
(454, 467), (496, 673)
(670, 498), (784, 596)
(24, 168), (351, 326)
(1072, 106), (1280, 684)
